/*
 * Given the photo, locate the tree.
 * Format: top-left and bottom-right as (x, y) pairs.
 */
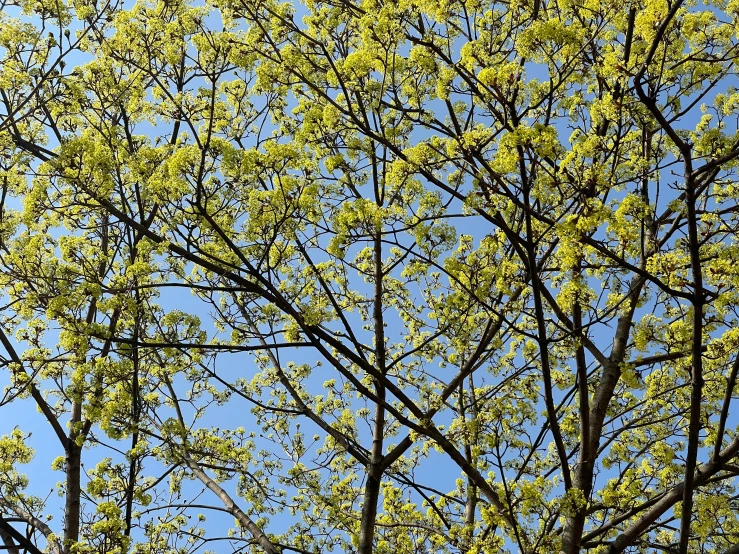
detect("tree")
(1, 0), (739, 551)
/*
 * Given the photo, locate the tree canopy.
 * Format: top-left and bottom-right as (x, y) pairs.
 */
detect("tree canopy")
(2, 0), (739, 552)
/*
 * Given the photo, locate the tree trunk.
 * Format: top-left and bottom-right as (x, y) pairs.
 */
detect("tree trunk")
(358, 233), (387, 554)
(63, 440), (81, 553)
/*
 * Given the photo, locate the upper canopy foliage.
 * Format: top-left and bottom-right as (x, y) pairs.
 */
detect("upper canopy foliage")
(1, 0), (739, 552)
